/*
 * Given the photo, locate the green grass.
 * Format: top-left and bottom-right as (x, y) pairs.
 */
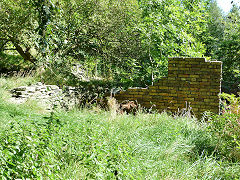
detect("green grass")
(1, 104), (240, 179)
(0, 72), (37, 100)
(0, 76), (240, 179)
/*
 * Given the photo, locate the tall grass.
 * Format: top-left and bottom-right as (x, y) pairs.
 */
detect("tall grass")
(0, 71), (50, 114)
(0, 102), (240, 178)
(0, 71), (36, 100)
(0, 70), (37, 89)
(0, 76), (240, 179)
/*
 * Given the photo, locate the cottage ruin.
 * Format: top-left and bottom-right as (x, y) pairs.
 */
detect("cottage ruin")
(114, 57), (222, 118)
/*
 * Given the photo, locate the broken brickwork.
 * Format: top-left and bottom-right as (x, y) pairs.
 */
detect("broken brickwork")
(114, 57), (222, 118)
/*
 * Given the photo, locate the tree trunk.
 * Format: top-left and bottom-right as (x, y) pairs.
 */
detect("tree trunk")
(8, 36), (36, 64)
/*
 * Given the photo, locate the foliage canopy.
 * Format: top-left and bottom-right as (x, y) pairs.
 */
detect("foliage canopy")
(0, 0), (239, 92)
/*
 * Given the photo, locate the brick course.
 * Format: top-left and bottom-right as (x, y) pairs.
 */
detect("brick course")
(114, 57), (222, 118)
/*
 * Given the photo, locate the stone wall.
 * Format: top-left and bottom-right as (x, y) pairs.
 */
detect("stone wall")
(114, 57), (222, 118)
(10, 82), (79, 110)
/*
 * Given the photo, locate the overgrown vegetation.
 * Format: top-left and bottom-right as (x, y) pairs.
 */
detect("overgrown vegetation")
(0, 0), (240, 178)
(0, 76), (240, 179)
(1, 99), (240, 178)
(205, 93), (240, 161)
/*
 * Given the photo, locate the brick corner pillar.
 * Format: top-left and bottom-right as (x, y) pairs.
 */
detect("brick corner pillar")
(167, 57), (222, 118)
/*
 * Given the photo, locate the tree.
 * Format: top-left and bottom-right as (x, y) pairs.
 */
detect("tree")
(0, 0), (37, 63)
(201, 1), (240, 93)
(203, 0), (225, 58)
(53, 0), (143, 81)
(137, 0), (208, 83)
(217, 3), (240, 93)
(0, 0), (58, 65)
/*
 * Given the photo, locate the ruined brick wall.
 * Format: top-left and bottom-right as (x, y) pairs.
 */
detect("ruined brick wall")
(114, 57), (222, 118)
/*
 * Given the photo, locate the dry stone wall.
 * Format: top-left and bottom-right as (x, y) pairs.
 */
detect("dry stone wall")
(11, 82), (61, 100)
(10, 82), (79, 110)
(114, 57), (222, 118)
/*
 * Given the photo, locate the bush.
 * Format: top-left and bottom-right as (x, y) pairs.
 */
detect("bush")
(0, 52), (34, 74)
(206, 93), (240, 161)
(220, 92), (240, 115)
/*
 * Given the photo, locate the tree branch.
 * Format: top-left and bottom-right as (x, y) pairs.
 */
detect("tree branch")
(0, 38), (11, 41)
(3, 48), (17, 51)
(0, 39), (11, 50)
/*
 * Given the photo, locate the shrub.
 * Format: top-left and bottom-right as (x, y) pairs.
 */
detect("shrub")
(0, 52), (34, 74)
(220, 92), (240, 115)
(206, 93), (240, 161)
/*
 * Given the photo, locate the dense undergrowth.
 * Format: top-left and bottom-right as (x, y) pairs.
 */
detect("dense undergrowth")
(0, 76), (240, 179)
